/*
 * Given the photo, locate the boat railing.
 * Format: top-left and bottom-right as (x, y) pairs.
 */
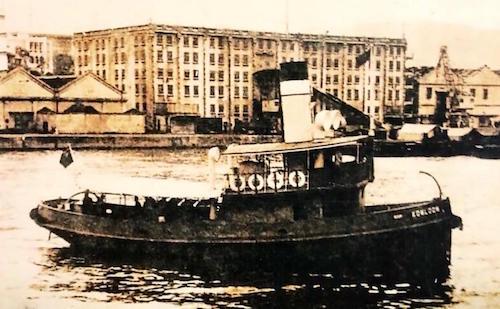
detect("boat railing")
(224, 168), (310, 195)
(65, 191), (140, 207)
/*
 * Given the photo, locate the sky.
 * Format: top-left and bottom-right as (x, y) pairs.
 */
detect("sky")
(2, 0), (500, 68)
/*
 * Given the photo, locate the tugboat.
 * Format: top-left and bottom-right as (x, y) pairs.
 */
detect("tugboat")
(30, 62), (462, 279)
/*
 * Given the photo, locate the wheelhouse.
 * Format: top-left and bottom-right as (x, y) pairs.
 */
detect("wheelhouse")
(222, 135), (374, 196)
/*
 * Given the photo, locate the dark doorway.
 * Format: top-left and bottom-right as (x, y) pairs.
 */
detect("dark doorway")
(434, 92), (448, 125)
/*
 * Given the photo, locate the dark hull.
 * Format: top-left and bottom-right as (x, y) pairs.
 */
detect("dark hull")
(30, 198), (461, 282)
(472, 144), (500, 159)
(374, 140), (452, 157)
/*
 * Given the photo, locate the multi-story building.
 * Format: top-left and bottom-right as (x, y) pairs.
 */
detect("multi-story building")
(417, 47), (500, 128)
(5, 32), (72, 74)
(72, 24), (406, 129)
(0, 11), (7, 72)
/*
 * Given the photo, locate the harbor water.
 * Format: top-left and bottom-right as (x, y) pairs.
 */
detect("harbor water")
(0, 149), (499, 308)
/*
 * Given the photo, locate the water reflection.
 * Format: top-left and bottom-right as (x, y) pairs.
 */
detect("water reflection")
(35, 245), (454, 308)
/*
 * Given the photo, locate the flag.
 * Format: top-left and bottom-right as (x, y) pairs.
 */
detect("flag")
(59, 145), (74, 168)
(355, 49), (371, 67)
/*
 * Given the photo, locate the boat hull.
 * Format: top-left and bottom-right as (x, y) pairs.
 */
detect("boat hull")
(30, 198), (461, 281)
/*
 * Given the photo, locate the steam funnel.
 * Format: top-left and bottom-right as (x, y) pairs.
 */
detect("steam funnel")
(279, 62), (313, 143)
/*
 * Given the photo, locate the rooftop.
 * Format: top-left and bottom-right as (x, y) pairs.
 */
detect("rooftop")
(74, 23), (407, 46)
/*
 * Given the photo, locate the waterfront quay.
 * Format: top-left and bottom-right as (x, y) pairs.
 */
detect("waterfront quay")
(0, 133), (280, 150)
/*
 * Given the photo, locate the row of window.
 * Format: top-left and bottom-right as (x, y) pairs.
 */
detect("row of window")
(28, 41), (44, 53)
(158, 84), (249, 99)
(324, 88), (401, 102)
(426, 87), (489, 100)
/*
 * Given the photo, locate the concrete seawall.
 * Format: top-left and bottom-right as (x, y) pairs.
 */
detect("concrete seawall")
(0, 134), (282, 150)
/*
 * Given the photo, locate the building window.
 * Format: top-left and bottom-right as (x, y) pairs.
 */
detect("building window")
(258, 40), (263, 49)
(218, 70), (224, 81)
(135, 69), (139, 79)
(184, 85), (190, 97)
(234, 72), (240, 82)
(312, 58), (317, 68)
(242, 55), (249, 66)
(210, 53), (215, 65)
(388, 77), (393, 85)
(209, 71), (215, 81)
(122, 70), (125, 79)
(193, 70), (199, 80)
(218, 54), (224, 65)
(347, 59), (352, 69)
(354, 89), (359, 100)
(157, 50), (163, 63)
(218, 38), (224, 49)
(395, 90), (400, 101)
(193, 37), (198, 48)
(234, 55), (240, 66)
(375, 76), (380, 85)
(354, 75), (360, 84)
(243, 40), (249, 50)
(166, 35), (173, 46)
(210, 104), (215, 113)
(218, 86), (224, 98)
(193, 85), (199, 97)
(115, 69), (119, 80)
(326, 58), (332, 68)
(367, 89), (371, 100)
(121, 52), (126, 64)
(184, 52), (190, 64)
(326, 76), (331, 84)
(183, 37), (189, 47)
(376, 61), (381, 70)
(375, 90), (379, 100)
(389, 61), (393, 71)
(167, 85), (174, 96)
(210, 37), (215, 48)
(243, 72), (249, 82)
(243, 86), (249, 99)
(470, 88), (476, 97)
(388, 90), (393, 100)
(156, 35), (163, 46)
(167, 51), (173, 63)
(347, 89), (352, 100)
(347, 75), (352, 84)
(311, 74), (317, 82)
(158, 68), (164, 80)
(167, 69), (173, 80)
(234, 86), (240, 98)
(426, 87), (432, 99)
(210, 86), (215, 97)
(333, 75), (338, 84)
(333, 89), (338, 97)
(483, 88), (488, 100)
(193, 52), (198, 64)
(396, 61), (401, 71)
(184, 70), (190, 80)
(333, 59), (339, 68)
(158, 84), (164, 95)
(396, 77), (400, 84)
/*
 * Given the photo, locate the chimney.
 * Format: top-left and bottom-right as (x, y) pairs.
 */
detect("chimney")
(279, 62), (313, 143)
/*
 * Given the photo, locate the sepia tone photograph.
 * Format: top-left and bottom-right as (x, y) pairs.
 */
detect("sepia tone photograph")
(0, 0), (499, 307)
